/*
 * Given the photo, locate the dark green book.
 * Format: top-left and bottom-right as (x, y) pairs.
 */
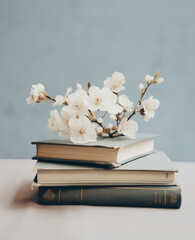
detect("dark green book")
(38, 185), (181, 209)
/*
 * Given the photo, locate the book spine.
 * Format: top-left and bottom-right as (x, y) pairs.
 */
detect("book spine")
(38, 186), (181, 208)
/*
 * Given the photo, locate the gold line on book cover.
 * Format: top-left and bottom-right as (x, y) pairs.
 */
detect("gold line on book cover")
(81, 188), (83, 201)
(164, 190), (166, 205)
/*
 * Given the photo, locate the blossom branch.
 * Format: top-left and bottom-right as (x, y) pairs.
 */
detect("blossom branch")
(127, 82), (152, 120)
(26, 71), (163, 144)
(127, 72), (161, 121)
(101, 111), (107, 118)
(92, 119), (105, 130)
(46, 95), (56, 102)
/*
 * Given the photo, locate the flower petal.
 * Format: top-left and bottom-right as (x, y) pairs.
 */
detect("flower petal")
(89, 86), (101, 97)
(86, 127), (97, 142)
(118, 95), (134, 112)
(107, 103), (123, 114)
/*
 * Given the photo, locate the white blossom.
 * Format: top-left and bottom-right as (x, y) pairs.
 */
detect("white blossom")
(27, 70), (163, 144)
(58, 107), (75, 136)
(118, 117), (138, 139)
(143, 114), (151, 121)
(118, 95), (134, 112)
(47, 109), (62, 133)
(156, 77), (164, 84)
(142, 96), (160, 121)
(69, 116), (97, 144)
(26, 83), (46, 104)
(145, 74), (154, 84)
(109, 114), (116, 120)
(76, 83), (87, 97)
(97, 117), (103, 124)
(76, 83), (82, 90)
(53, 87), (72, 106)
(67, 92), (88, 116)
(104, 72), (125, 92)
(26, 88), (38, 105)
(108, 103), (123, 114)
(53, 95), (66, 106)
(138, 83), (145, 91)
(86, 86), (123, 114)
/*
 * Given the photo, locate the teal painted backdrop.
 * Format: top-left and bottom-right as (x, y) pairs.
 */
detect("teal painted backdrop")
(0, 0), (194, 161)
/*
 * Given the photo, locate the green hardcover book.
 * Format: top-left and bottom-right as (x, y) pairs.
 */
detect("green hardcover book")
(38, 185), (182, 209)
(32, 133), (158, 167)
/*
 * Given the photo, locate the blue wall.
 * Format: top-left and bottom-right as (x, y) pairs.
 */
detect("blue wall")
(0, 0), (194, 161)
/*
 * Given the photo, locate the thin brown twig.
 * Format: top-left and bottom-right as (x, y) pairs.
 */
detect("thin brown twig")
(92, 119), (106, 130)
(102, 111), (107, 118)
(46, 95), (56, 102)
(110, 73), (161, 136)
(127, 79), (157, 121)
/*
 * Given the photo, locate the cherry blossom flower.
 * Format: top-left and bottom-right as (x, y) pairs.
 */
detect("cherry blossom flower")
(86, 86), (123, 114)
(118, 95), (134, 112)
(27, 71), (164, 143)
(67, 92), (88, 116)
(76, 83), (87, 96)
(108, 103), (123, 114)
(26, 83), (46, 104)
(58, 107), (75, 136)
(69, 116), (97, 144)
(53, 87), (72, 106)
(118, 117), (138, 139)
(47, 110), (62, 133)
(145, 74), (154, 84)
(76, 83), (82, 90)
(142, 96), (160, 121)
(104, 72), (125, 92)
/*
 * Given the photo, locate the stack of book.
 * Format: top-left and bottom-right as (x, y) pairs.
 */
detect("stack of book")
(32, 133), (181, 208)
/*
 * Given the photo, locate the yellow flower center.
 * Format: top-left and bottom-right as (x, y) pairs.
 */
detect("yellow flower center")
(95, 97), (102, 105)
(79, 128), (85, 135)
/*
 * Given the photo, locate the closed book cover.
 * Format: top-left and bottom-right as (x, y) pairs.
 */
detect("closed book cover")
(38, 185), (182, 209)
(33, 151), (177, 186)
(32, 133), (158, 167)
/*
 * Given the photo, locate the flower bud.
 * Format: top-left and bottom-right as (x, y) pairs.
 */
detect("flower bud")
(109, 114), (116, 120)
(155, 77), (164, 84)
(145, 74), (154, 84)
(97, 118), (103, 124)
(138, 83), (144, 91)
(139, 108), (145, 116)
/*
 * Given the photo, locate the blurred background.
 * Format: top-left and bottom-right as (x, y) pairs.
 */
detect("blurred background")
(0, 0), (194, 161)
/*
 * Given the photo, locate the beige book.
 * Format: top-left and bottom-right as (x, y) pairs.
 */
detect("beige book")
(33, 151), (177, 186)
(32, 133), (158, 167)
